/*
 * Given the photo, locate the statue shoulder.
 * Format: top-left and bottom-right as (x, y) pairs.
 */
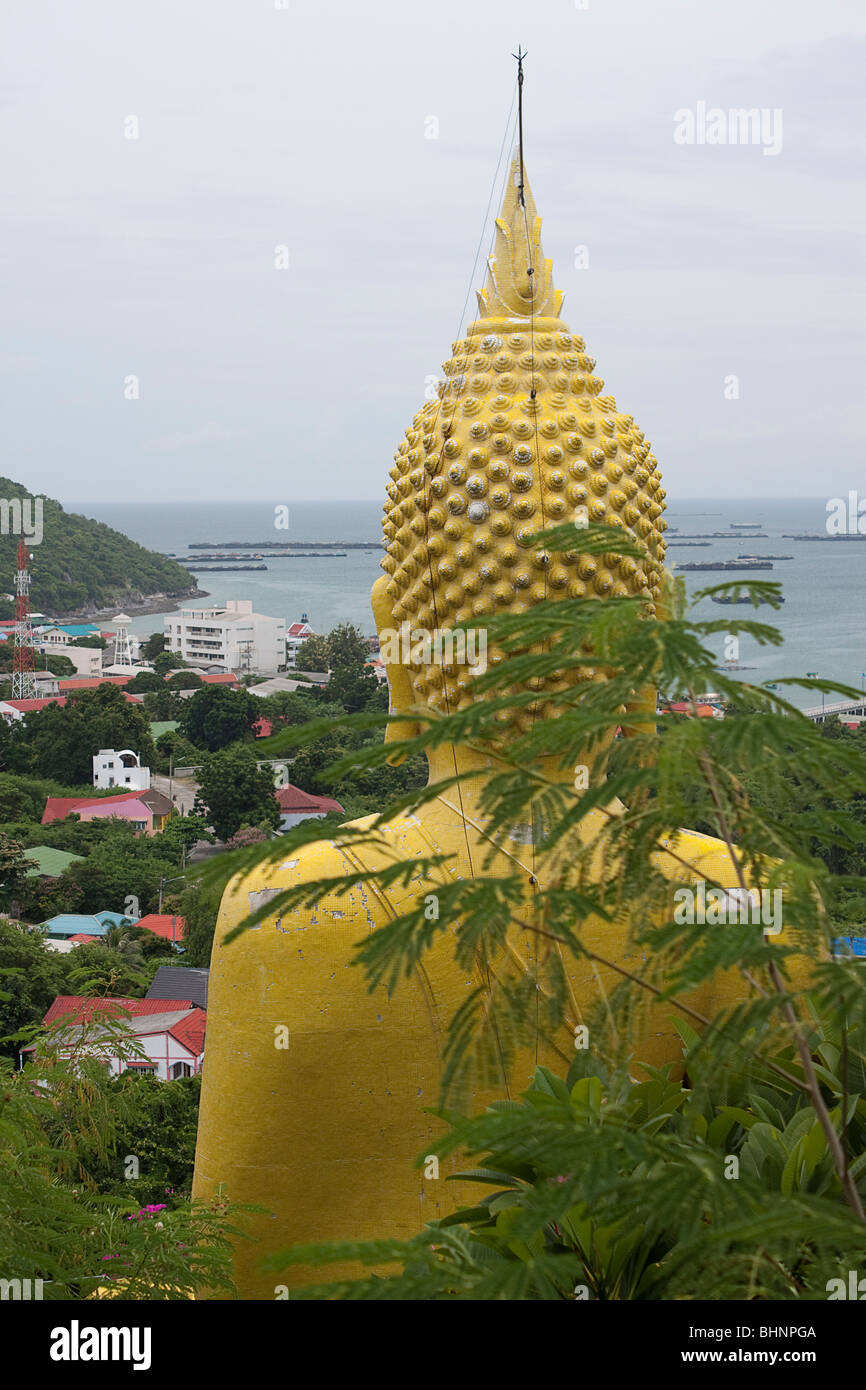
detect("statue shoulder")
(212, 813), (430, 955)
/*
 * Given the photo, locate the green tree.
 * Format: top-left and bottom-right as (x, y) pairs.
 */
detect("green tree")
(87, 1072), (204, 1205)
(295, 623), (371, 673)
(294, 633), (330, 671)
(156, 813), (214, 865)
(42, 653), (77, 677)
(194, 747), (280, 841)
(142, 687), (185, 721)
(0, 831), (33, 910)
(0, 771), (67, 821)
(327, 659), (384, 714)
(167, 670), (203, 690)
(70, 634), (108, 650)
(326, 622), (372, 669)
(126, 670), (165, 693)
(180, 685), (260, 752)
(0, 1026), (241, 1297)
(171, 880), (224, 967)
(140, 631), (167, 660)
(151, 730), (199, 775)
(23, 684), (156, 784)
(65, 942), (149, 997)
(16, 871), (87, 924)
(0, 719), (28, 774)
(0, 920), (67, 1059)
(153, 651), (181, 676)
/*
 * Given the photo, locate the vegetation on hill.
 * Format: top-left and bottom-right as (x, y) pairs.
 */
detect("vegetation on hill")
(0, 477), (198, 618)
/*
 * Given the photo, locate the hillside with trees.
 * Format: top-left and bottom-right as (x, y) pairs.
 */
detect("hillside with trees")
(0, 477), (199, 617)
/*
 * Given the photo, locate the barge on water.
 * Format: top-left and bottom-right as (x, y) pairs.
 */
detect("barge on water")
(185, 563), (268, 572)
(711, 594), (785, 605)
(676, 560), (773, 572)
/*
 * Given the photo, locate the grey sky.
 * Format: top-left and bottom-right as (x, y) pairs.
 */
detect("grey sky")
(2, 0), (863, 503)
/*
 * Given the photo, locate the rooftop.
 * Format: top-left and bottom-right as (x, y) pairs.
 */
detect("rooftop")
(1, 693), (144, 714)
(147, 965), (208, 1010)
(41, 914), (110, 938)
(44, 995), (194, 1024)
(276, 783), (344, 815)
(24, 845), (85, 878)
(42, 786), (173, 825)
(58, 676), (133, 690)
(133, 913), (186, 942)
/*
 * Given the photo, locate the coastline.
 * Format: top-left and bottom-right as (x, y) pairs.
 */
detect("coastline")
(53, 588), (210, 623)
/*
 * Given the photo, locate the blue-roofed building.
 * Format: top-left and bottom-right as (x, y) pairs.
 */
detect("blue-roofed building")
(832, 937), (866, 960)
(94, 910), (136, 928)
(38, 622), (102, 639)
(41, 914), (110, 940)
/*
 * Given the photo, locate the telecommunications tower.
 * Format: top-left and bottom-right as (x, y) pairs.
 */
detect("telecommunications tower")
(12, 537), (37, 700)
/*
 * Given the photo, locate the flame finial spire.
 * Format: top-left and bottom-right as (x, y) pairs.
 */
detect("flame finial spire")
(470, 151), (565, 329)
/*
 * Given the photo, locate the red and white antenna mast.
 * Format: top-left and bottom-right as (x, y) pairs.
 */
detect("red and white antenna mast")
(12, 537), (38, 700)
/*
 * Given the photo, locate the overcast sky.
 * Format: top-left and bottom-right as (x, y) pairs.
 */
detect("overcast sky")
(2, 0), (863, 504)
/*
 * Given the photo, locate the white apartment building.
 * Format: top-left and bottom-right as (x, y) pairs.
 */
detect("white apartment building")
(93, 748), (151, 791)
(164, 600), (286, 675)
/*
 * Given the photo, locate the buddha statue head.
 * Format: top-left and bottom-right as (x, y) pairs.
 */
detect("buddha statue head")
(371, 153), (667, 746)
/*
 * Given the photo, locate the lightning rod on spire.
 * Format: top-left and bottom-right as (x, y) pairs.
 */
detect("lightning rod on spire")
(512, 45), (527, 209)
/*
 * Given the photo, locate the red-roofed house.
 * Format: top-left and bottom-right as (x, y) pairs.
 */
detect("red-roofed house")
(661, 701), (724, 720)
(132, 913), (186, 945)
(254, 716), (273, 738)
(58, 676), (134, 691)
(276, 783), (344, 830)
(29, 995), (206, 1079)
(42, 787), (174, 834)
(0, 692), (143, 722)
(43, 996), (194, 1024)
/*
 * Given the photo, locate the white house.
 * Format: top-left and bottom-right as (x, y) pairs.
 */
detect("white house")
(93, 748), (151, 791)
(23, 999), (206, 1080)
(165, 600), (286, 675)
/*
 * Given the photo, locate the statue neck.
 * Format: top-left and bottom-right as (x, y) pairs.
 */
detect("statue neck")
(424, 744), (580, 822)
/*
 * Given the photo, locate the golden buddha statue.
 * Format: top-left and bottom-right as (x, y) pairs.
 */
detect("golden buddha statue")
(192, 155), (785, 1297)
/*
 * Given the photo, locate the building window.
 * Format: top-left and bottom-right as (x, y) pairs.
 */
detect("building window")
(169, 1061), (192, 1080)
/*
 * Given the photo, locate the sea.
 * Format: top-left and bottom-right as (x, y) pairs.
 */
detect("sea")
(68, 496), (866, 713)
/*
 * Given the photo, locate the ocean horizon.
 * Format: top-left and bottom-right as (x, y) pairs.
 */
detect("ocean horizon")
(67, 495), (866, 713)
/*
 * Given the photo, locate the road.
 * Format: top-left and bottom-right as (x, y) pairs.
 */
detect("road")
(152, 772), (198, 816)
